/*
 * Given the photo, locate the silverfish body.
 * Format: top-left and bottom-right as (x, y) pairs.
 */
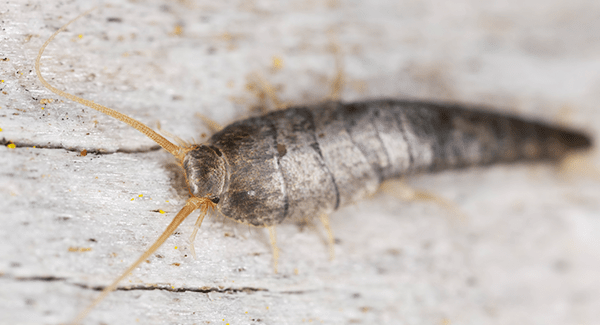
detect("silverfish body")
(35, 10), (595, 322)
(183, 99), (592, 226)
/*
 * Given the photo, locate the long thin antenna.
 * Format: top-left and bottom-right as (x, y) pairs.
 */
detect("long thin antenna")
(33, 8), (213, 324)
(71, 197), (214, 325)
(35, 7), (186, 161)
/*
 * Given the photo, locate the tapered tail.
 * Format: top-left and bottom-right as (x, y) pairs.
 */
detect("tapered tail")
(394, 101), (593, 172)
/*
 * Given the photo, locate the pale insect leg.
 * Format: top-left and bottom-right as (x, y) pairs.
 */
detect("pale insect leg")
(195, 112), (224, 133)
(268, 226), (280, 274)
(246, 41), (345, 114)
(247, 72), (291, 113)
(189, 210), (207, 259)
(317, 214), (336, 260)
(326, 38), (345, 101)
(559, 151), (600, 181)
(380, 179), (468, 225)
(243, 32), (345, 115)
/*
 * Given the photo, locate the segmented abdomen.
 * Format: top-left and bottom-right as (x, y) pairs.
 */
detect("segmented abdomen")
(210, 100), (591, 226)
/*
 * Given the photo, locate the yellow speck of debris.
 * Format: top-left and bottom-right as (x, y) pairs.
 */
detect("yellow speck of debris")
(69, 247), (92, 252)
(0, 127), (3, 132)
(159, 209), (165, 214)
(266, 306), (269, 310)
(41, 107), (44, 110)
(78, 34), (83, 39)
(1, 80), (4, 83)
(131, 198), (135, 201)
(122, 52), (129, 57)
(165, 200), (169, 203)
(138, 194), (143, 197)
(245, 311), (248, 314)
(7, 143), (15, 149)
(272, 56), (283, 70)
(172, 24), (183, 36)
(174, 246), (178, 249)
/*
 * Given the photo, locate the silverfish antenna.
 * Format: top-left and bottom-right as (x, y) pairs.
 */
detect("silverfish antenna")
(35, 7), (214, 324)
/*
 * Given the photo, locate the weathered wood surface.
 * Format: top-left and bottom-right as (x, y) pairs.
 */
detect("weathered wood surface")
(1, 0), (599, 324)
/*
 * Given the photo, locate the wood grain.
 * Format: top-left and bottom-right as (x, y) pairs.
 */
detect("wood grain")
(1, 0), (599, 324)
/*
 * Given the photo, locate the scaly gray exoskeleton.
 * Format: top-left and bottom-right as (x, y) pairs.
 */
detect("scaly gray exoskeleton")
(185, 100), (591, 227)
(35, 8), (592, 325)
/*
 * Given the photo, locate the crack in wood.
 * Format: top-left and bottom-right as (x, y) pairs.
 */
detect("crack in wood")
(7, 274), (268, 294)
